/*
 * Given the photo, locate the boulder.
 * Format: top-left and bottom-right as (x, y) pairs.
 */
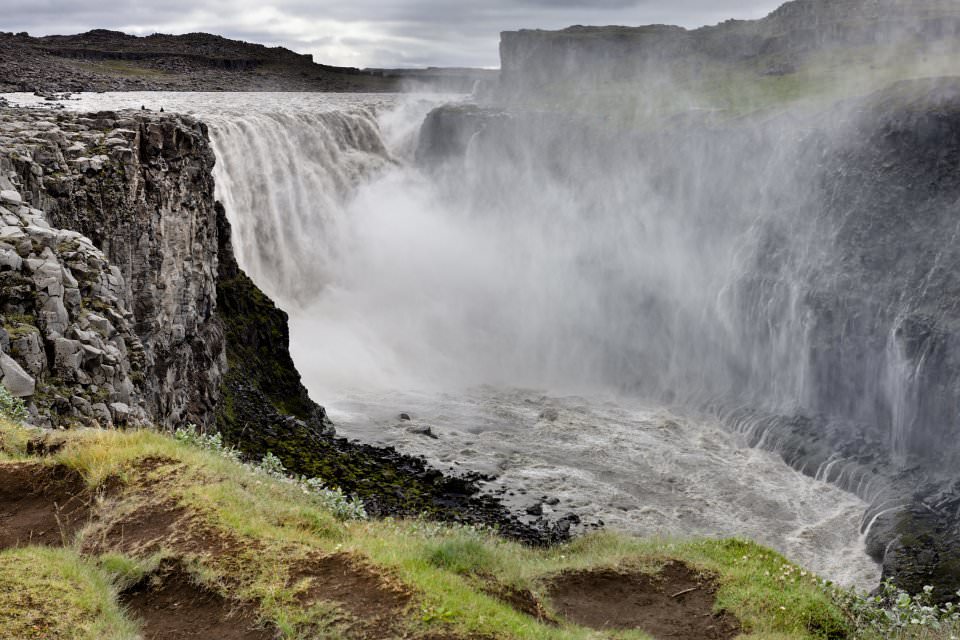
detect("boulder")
(0, 353), (35, 397)
(0, 190), (21, 206)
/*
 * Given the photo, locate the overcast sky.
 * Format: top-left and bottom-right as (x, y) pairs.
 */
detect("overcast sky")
(4, 1), (785, 68)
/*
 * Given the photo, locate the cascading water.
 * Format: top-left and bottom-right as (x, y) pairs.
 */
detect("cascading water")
(23, 89), (958, 588)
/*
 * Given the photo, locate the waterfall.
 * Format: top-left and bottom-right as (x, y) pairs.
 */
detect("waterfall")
(209, 107), (397, 303)
(194, 93), (959, 476)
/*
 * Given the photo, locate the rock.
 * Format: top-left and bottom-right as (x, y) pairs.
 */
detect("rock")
(0, 190), (21, 206)
(70, 395), (92, 416)
(406, 424), (439, 439)
(10, 329), (44, 376)
(525, 503), (544, 516)
(109, 402), (132, 425)
(539, 408), (559, 422)
(399, 412), (411, 421)
(0, 244), (21, 271)
(51, 337), (83, 375)
(90, 402), (112, 426)
(0, 352), (35, 397)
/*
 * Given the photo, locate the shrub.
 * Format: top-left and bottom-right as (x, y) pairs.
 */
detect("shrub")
(174, 424), (367, 521)
(173, 424), (240, 461)
(426, 536), (494, 575)
(0, 385), (28, 424)
(830, 579), (960, 638)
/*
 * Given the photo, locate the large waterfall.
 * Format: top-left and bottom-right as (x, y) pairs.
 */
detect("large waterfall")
(25, 89), (959, 588)
(202, 93), (885, 587)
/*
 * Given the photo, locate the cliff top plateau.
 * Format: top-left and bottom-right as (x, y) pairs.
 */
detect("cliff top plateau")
(0, 29), (491, 93)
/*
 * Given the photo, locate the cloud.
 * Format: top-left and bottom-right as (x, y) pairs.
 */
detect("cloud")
(3, 0), (784, 68)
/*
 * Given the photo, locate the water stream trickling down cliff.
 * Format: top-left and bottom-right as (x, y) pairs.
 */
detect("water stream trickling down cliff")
(24, 89), (960, 589)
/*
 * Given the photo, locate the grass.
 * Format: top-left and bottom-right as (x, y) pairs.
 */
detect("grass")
(68, 59), (174, 80)
(0, 546), (139, 640)
(0, 415), (864, 639)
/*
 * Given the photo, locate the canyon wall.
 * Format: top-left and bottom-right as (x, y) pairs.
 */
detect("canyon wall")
(0, 105), (327, 437)
(498, 0), (960, 97)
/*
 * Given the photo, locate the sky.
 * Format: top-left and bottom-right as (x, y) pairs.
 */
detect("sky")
(3, 0), (786, 68)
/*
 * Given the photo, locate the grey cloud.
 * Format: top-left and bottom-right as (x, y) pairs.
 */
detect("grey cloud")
(3, 0), (784, 68)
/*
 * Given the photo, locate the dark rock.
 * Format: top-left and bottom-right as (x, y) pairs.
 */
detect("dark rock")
(406, 424), (438, 439)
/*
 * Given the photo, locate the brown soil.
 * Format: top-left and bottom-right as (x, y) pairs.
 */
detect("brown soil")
(89, 499), (188, 554)
(546, 560), (740, 640)
(0, 462), (90, 549)
(124, 564), (274, 640)
(290, 552), (410, 636)
(483, 581), (557, 626)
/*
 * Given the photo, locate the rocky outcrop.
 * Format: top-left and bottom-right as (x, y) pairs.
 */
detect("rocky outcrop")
(215, 203), (333, 440)
(0, 107), (224, 429)
(0, 105), (330, 437)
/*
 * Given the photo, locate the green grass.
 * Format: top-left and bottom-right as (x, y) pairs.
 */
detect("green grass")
(0, 546), (139, 640)
(0, 418), (858, 638)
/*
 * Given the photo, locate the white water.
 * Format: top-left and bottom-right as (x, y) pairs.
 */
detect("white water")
(4, 91), (882, 588)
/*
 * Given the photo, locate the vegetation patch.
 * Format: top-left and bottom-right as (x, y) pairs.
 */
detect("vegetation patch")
(0, 546), (138, 640)
(1, 414), (959, 639)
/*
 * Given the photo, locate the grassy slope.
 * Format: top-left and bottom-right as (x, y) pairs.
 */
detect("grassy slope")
(0, 417), (856, 640)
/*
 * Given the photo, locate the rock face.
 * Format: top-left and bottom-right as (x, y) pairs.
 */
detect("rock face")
(0, 107), (223, 428)
(0, 105), (325, 435)
(215, 203), (333, 440)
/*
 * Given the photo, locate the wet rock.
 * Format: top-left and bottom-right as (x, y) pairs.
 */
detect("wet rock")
(407, 424), (439, 439)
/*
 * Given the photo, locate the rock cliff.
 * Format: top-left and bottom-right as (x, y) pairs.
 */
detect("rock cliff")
(0, 105), (324, 437)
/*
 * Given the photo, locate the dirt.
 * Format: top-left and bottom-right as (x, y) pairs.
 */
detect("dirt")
(124, 564), (274, 640)
(483, 580), (557, 626)
(546, 560), (740, 640)
(89, 499), (188, 554)
(290, 552), (410, 636)
(0, 462), (90, 549)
